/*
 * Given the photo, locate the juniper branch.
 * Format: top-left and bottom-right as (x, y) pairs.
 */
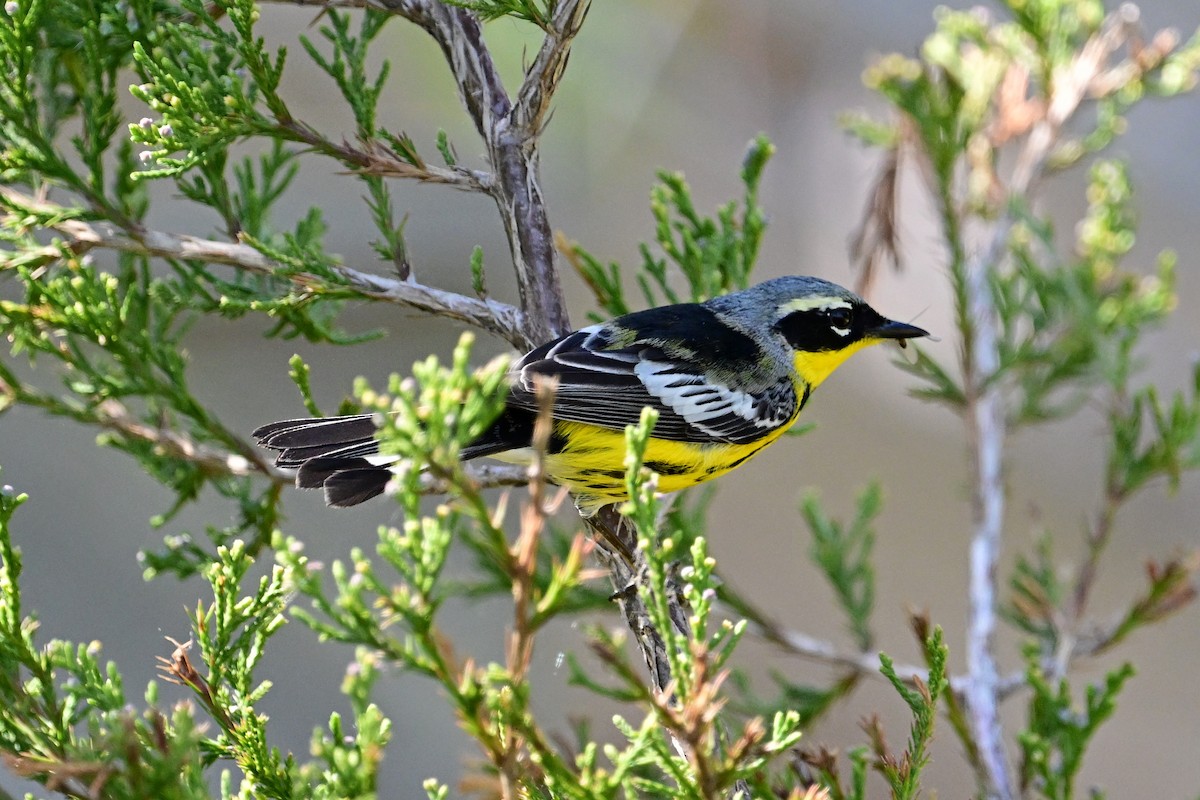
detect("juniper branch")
(958, 12), (1142, 798)
(513, 0), (590, 137)
(375, 0), (571, 346)
(0, 187), (526, 347)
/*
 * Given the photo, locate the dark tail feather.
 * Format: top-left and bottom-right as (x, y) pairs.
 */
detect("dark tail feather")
(323, 468), (392, 507)
(275, 439), (379, 469)
(253, 415), (378, 452)
(296, 456), (375, 489)
(254, 408), (539, 507)
(255, 415), (392, 505)
(254, 415), (385, 469)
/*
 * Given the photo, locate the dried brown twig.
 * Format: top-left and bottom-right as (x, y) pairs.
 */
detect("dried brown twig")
(850, 132), (904, 297)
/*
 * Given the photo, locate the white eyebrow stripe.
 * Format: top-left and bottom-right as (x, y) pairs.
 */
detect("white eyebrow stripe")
(778, 296), (852, 314)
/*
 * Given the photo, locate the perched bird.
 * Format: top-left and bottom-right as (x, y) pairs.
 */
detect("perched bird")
(253, 276), (928, 513)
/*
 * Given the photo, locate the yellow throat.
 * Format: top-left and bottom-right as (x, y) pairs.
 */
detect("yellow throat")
(791, 338), (879, 390)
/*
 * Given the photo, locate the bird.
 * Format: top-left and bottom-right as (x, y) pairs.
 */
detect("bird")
(253, 275), (928, 514)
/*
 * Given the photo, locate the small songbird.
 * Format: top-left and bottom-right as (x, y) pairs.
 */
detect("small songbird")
(253, 276), (928, 514)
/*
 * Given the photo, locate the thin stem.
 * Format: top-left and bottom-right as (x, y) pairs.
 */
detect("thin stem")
(513, 0), (590, 138)
(962, 239), (1011, 800)
(276, 117), (492, 191)
(932, 13), (1141, 798)
(378, 0), (571, 346)
(1069, 477), (1124, 624)
(0, 187), (527, 348)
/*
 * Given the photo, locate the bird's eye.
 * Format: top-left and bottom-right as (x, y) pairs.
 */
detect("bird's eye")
(823, 307), (853, 331)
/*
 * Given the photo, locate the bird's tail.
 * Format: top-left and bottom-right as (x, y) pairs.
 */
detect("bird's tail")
(253, 415), (396, 507)
(253, 412), (528, 507)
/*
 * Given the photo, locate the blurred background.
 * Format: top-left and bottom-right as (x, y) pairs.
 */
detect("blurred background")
(2, 0), (1199, 795)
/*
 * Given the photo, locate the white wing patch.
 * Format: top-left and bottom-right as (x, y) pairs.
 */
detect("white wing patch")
(634, 360), (780, 437)
(544, 348), (640, 375)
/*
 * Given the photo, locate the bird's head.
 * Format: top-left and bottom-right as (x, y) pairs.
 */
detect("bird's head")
(714, 276), (930, 390)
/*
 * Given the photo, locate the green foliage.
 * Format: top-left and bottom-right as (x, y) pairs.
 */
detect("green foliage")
(1018, 654), (1134, 800)
(0, 474), (213, 798)
(0, 0), (157, 219)
(128, 4), (271, 174)
(895, 159), (1181, 430)
(152, 537), (395, 798)
(802, 484), (881, 651)
(441, 0), (554, 27)
(1, 0), (1199, 797)
(874, 627), (949, 799)
(864, 16), (1200, 735)
(996, 162), (1177, 430)
(1005, 533), (1064, 648)
(801, 628), (948, 800)
(569, 135), (774, 320)
(0, 240), (287, 578)
(0, 0), (422, 577)
(588, 411), (805, 797)
(846, 4), (1200, 797)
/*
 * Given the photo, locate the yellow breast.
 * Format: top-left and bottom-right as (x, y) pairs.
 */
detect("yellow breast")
(792, 338), (876, 390)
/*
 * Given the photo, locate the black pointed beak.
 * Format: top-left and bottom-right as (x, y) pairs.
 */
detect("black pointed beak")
(867, 318), (929, 346)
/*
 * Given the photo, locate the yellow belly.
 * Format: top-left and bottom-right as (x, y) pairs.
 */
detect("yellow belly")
(496, 417), (795, 513)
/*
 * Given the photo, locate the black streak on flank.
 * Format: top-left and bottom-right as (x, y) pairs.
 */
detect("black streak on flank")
(645, 460), (692, 476)
(725, 450), (760, 470)
(799, 384), (812, 410)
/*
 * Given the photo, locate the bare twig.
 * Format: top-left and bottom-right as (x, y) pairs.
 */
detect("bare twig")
(513, 0), (591, 137)
(377, 0), (571, 346)
(747, 614), (932, 687)
(584, 510), (680, 691)
(953, 12), (1140, 799)
(1065, 476), (1124, 650)
(0, 187), (527, 348)
(434, 462), (530, 493)
(94, 399), (284, 480)
(575, 500), (700, 716)
(728, 588), (975, 693)
(4, 367), (528, 496)
(262, 0), (575, 345)
(373, 2), (696, 713)
(850, 133), (904, 297)
(2, 753), (105, 800)
(278, 118), (493, 192)
(961, 228), (1011, 800)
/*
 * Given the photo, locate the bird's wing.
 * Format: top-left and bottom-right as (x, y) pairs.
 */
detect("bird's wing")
(507, 327), (798, 445)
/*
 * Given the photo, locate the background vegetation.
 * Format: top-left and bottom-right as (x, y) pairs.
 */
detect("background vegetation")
(0, 0), (1198, 797)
